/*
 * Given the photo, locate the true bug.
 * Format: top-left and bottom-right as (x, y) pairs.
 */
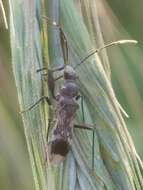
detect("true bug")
(22, 16), (137, 169)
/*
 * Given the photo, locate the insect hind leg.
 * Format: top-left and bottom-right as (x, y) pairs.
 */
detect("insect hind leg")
(74, 124), (95, 171)
(76, 95), (85, 123)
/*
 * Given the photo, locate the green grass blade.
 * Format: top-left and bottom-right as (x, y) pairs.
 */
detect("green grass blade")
(9, 0), (47, 189)
(9, 0), (143, 189)
(0, 0), (8, 29)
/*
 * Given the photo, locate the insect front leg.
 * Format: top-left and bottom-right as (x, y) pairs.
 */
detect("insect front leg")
(21, 96), (51, 113)
(37, 64), (65, 73)
(37, 64), (65, 99)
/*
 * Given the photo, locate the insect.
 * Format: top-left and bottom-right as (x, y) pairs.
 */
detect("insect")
(22, 16), (137, 169)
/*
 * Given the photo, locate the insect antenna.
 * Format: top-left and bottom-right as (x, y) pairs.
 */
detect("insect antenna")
(74, 40), (138, 69)
(42, 16), (138, 70)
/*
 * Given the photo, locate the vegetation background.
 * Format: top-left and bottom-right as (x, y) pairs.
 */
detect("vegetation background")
(0, 0), (143, 189)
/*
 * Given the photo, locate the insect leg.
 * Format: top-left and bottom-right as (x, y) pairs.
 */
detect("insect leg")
(21, 96), (51, 113)
(42, 16), (68, 65)
(76, 95), (85, 122)
(37, 66), (64, 99)
(37, 63), (65, 74)
(36, 67), (48, 73)
(44, 117), (52, 164)
(74, 124), (95, 170)
(46, 118), (52, 141)
(74, 124), (93, 130)
(48, 65), (68, 98)
(92, 130), (95, 171)
(60, 27), (68, 65)
(80, 96), (85, 123)
(51, 64), (65, 72)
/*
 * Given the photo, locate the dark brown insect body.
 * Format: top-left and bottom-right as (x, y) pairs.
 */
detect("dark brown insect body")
(23, 65), (94, 166)
(55, 66), (79, 137)
(47, 66), (81, 164)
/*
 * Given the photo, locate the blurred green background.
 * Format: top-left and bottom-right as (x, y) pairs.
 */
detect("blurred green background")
(0, 0), (143, 189)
